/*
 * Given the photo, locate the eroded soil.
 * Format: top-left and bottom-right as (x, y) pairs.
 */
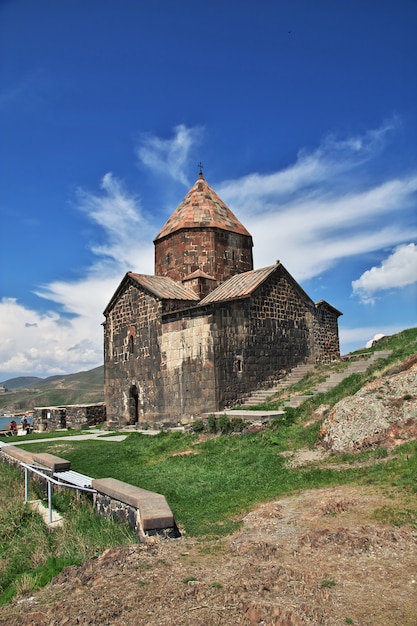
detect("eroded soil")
(1, 484), (416, 626)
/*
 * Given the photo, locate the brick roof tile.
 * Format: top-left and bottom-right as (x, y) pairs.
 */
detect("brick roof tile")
(128, 273), (199, 301)
(154, 173), (251, 241)
(199, 264), (278, 305)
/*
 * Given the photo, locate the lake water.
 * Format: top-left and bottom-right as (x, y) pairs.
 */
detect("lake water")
(0, 416), (33, 432)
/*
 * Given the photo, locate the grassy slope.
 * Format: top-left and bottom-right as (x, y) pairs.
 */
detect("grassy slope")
(1, 328), (415, 605)
(0, 464), (136, 606)
(16, 328), (417, 537)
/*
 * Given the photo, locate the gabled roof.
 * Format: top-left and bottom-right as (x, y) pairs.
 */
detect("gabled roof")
(182, 269), (217, 282)
(128, 273), (200, 300)
(199, 264), (279, 305)
(104, 266), (342, 319)
(103, 272), (199, 315)
(154, 173), (252, 241)
(315, 300), (343, 317)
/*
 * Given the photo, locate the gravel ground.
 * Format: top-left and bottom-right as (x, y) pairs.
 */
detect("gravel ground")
(1, 484), (416, 626)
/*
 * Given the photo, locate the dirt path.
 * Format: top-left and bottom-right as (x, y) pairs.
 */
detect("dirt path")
(1, 484), (416, 626)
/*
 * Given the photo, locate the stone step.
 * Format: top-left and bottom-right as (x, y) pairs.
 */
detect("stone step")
(315, 350), (393, 394)
(213, 410), (285, 421)
(284, 395), (315, 408)
(240, 362), (317, 408)
(239, 349), (393, 410)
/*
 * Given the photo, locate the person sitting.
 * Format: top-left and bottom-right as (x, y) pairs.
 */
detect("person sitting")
(9, 420), (18, 436)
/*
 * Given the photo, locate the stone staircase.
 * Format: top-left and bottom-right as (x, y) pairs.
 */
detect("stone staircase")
(240, 362), (316, 408)
(284, 349), (393, 408)
(238, 350), (393, 411)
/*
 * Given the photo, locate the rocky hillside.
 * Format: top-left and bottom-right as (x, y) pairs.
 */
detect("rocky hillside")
(319, 354), (417, 452)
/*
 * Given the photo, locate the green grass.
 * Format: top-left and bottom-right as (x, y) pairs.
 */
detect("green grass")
(16, 432), (417, 538)
(1, 326), (416, 605)
(0, 463), (136, 607)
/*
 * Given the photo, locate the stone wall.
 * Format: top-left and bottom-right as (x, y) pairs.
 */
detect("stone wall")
(155, 228), (253, 285)
(211, 270), (315, 409)
(104, 282), (163, 426)
(92, 478), (179, 540)
(313, 301), (341, 362)
(33, 406), (66, 431)
(93, 494), (179, 539)
(104, 267), (341, 427)
(65, 404), (106, 429)
(33, 404), (106, 431)
(159, 313), (218, 421)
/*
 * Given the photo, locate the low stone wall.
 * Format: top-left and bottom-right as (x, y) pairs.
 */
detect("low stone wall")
(33, 403), (106, 431)
(1, 446), (71, 473)
(0, 446), (70, 493)
(0, 448), (178, 541)
(32, 407), (65, 431)
(92, 477), (179, 540)
(0, 445), (34, 468)
(66, 404), (106, 429)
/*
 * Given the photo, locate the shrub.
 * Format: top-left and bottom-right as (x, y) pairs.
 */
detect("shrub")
(190, 419), (205, 433)
(207, 414), (217, 433)
(217, 413), (232, 434)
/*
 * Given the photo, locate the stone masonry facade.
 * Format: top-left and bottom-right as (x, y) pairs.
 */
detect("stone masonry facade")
(155, 229), (253, 287)
(33, 403), (106, 431)
(104, 173), (342, 427)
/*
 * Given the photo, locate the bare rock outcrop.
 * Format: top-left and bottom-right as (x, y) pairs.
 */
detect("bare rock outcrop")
(319, 355), (417, 452)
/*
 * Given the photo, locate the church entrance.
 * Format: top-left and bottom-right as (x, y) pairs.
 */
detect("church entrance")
(128, 384), (139, 425)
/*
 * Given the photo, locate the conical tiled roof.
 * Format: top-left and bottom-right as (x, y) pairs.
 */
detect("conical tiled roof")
(154, 173), (251, 241)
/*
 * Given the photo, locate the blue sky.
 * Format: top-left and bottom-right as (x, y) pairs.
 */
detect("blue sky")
(1, 0), (416, 380)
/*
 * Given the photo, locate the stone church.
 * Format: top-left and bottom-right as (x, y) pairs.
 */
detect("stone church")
(103, 171), (342, 427)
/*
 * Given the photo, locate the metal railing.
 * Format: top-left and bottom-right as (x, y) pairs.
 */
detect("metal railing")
(21, 462), (96, 524)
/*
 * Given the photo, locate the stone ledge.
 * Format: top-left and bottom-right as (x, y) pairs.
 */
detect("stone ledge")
(1, 445), (34, 465)
(203, 410), (285, 421)
(32, 453), (71, 472)
(92, 477), (174, 531)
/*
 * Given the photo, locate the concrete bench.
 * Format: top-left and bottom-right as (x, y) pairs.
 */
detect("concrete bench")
(92, 477), (174, 531)
(32, 453), (71, 472)
(1, 445), (35, 465)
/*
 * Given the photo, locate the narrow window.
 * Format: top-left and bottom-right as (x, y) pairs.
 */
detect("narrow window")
(234, 355), (243, 374)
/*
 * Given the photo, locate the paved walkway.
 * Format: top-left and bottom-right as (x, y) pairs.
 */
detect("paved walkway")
(0, 427), (179, 449)
(0, 430), (128, 448)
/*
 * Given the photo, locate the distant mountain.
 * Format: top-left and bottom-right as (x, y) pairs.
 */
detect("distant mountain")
(0, 366), (104, 412)
(0, 376), (44, 390)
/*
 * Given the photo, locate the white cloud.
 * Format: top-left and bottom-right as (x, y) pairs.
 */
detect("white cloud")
(0, 173), (156, 379)
(137, 124), (203, 185)
(0, 298), (102, 378)
(245, 179), (417, 279)
(218, 119), (398, 207)
(352, 243), (417, 304)
(35, 171), (156, 327)
(1, 122), (416, 378)
(0, 69), (47, 110)
(75, 172), (154, 271)
(218, 122), (417, 279)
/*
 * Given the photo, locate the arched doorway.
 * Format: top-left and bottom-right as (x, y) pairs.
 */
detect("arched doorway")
(128, 384), (139, 425)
